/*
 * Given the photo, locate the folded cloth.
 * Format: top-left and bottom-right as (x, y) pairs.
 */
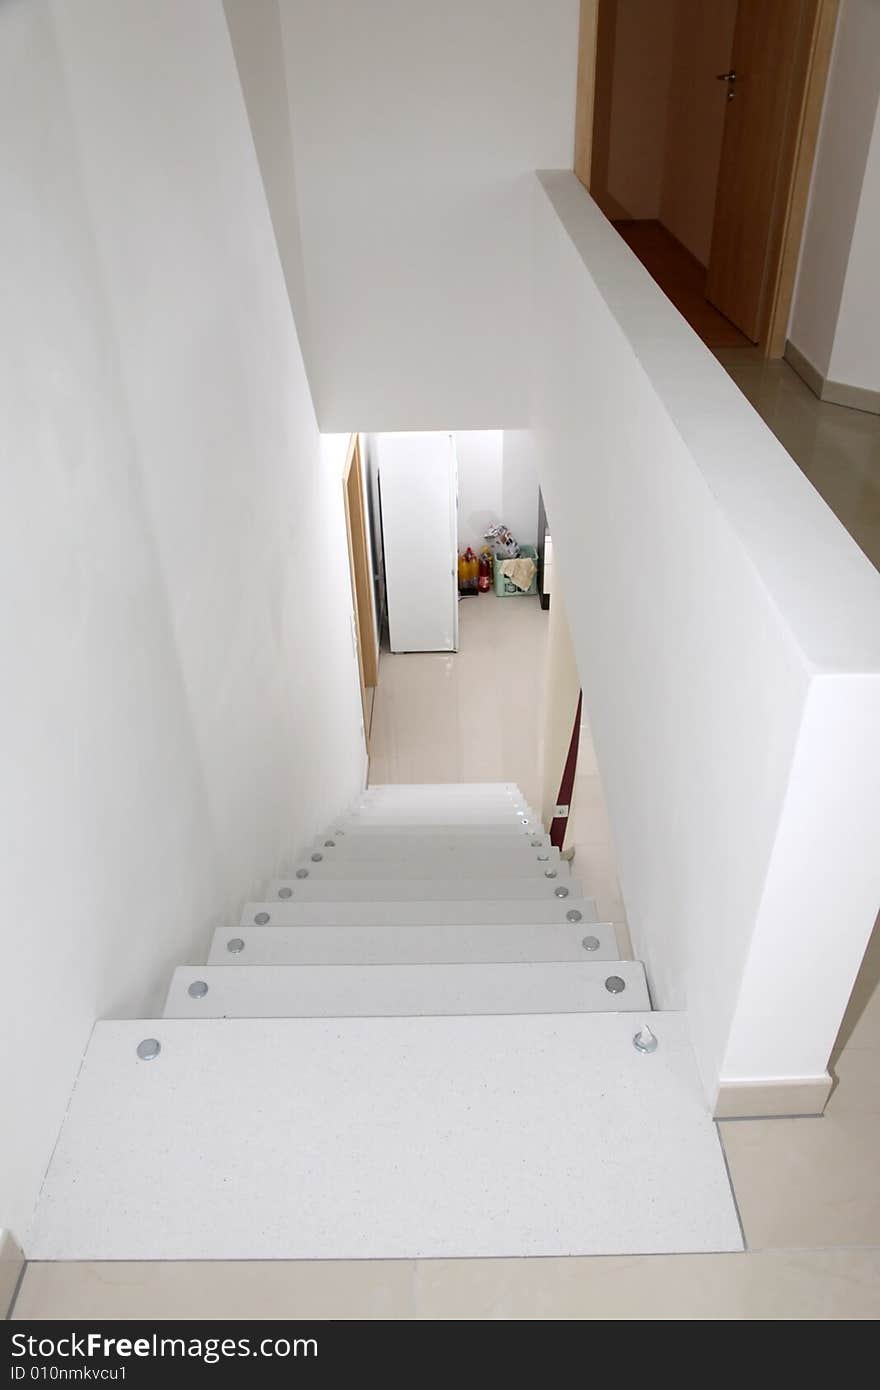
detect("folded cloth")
(499, 556), (536, 591)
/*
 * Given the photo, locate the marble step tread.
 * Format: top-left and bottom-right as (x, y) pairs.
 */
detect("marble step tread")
(310, 831), (552, 857)
(264, 876), (582, 903)
(163, 960), (649, 1018)
(211, 920), (618, 964)
(289, 850), (561, 880)
(239, 897), (599, 928)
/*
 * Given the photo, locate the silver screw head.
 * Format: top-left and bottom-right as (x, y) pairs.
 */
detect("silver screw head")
(554, 886), (569, 898)
(567, 909), (583, 923)
(530, 839), (542, 848)
(254, 912), (270, 925)
(311, 852), (323, 862)
(605, 975), (626, 994)
(537, 853), (549, 861)
(296, 868), (309, 879)
(227, 937), (245, 954)
(582, 935), (600, 951)
(633, 1023), (658, 1054)
(187, 980), (209, 999)
(544, 869), (557, 879)
(324, 840), (336, 848)
(136, 1038), (161, 1061)
(278, 887), (293, 899)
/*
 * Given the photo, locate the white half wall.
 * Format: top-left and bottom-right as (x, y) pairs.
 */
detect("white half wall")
(528, 172), (880, 1101)
(0, 0), (364, 1243)
(454, 431), (504, 551)
(501, 431), (541, 552)
(788, 0), (880, 391)
(277, 0), (579, 430)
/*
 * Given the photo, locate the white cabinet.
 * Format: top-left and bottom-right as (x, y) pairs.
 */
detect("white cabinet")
(377, 432), (459, 653)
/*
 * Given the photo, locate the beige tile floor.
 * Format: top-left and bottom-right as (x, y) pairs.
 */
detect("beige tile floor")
(14, 359), (880, 1320)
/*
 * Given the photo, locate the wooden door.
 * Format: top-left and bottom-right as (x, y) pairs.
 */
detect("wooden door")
(706, 0), (815, 341)
(343, 435), (378, 742)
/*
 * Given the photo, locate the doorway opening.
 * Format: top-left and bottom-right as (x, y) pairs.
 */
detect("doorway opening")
(353, 430), (549, 805)
(576, 0), (839, 353)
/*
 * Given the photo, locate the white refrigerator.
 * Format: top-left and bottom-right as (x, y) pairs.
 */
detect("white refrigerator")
(376, 432), (459, 653)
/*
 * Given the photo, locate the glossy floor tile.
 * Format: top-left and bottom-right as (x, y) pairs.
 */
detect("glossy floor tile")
(715, 348), (880, 572)
(14, 1260), (416, 1321)
(368, 593), (548, 813)
(412, 1249), (880, 1320)
(15, 1249), (880, 1320)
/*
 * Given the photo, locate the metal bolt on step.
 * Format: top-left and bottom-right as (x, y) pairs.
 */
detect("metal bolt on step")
(311, 852), (323, 862)
(605, 975), (626, 994)
(324, 840), (336, 848)
(567, 909), (583, 923)
(296, 869), (309, 879)
(278, 887), (292, 899)
(187, 980), (209, 999)
(227, 937), (245, 954)
(554, 885), (569, 898)
(633, 1023), (658, 1054)
(254, 912), (270, 925)
(582, 935), (600, 952)
(537, 853), (549, 861)
(136, 1038), (161, 1062)
(544, 869), (557, 879)
(530, 839), (543, 848)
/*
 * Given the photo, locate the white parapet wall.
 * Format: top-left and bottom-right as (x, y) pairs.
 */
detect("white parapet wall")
(528, 171), (880, 1110)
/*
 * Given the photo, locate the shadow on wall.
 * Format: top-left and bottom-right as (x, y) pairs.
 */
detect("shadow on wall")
(831, 908), (880, 1066)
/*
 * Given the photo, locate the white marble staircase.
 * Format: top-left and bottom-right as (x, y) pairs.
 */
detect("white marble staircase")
(27, 782), (742, 1259)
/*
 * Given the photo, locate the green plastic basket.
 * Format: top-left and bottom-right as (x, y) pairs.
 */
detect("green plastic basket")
(493, 544), (538, 596)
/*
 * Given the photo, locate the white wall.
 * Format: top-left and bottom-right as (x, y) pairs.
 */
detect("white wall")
(277, 0), (579, 431)
(0, 0), (364, 1243)
(788, 0), (880, 387)
(827, 95), (880, 392)
(528, 173), (880, 1100)
(501, 431), (541, 552)
(223, 0), (314, 391)
(454, 431), (503, 551)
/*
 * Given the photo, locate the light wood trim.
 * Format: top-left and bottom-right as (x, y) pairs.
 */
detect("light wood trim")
(583, 0), (620, 218)
(764, 0), (840, 357)
(574, 0), (600, 187)
(342, 434), (379, 743)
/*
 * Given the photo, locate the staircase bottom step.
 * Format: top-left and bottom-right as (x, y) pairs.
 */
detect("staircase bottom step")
(27, 1015), (742, 1260)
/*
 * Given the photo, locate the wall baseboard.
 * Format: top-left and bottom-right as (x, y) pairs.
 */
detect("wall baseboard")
(0, 1229), (24, 1317)
(785, 339), (880, 415)
(714, 1073), (832, 1119)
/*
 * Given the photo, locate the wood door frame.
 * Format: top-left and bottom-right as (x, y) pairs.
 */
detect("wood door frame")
(343, 434), (378, 741)
(575, 0), (840, 358)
